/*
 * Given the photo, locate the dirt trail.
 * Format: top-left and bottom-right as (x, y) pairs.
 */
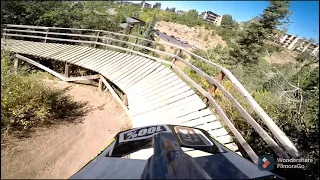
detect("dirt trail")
(1, 80), (130, 179)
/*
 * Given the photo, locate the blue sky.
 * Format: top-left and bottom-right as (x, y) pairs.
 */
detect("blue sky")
(141, 1), (319, 43)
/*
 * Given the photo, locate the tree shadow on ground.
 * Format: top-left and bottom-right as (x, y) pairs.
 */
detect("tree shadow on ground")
(3, 86), (94, 139)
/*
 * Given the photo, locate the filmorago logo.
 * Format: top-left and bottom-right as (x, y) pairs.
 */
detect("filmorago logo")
(258, 155), (274, 171)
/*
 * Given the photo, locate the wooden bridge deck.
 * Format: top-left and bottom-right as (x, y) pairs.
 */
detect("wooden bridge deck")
(2, 39), (240, 154)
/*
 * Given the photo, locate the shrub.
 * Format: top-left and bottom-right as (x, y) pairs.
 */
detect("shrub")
(203, 34), (209, 41)
(1, 55), (87, 135)
(157, 44), (166, 51)
(296, 52), (315, 63)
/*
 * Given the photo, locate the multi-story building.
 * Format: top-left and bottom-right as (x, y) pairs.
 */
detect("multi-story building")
(294, 39), (319, 57)
(142, 2), (152, 9)
(199, 11), (222, 26)
(176, 10), (186, 16)
(275, 33), (319, 58)
(278, 34), (301, 50)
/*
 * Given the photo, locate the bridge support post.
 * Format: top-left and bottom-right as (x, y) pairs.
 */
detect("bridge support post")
(64, 62), (70, 78)
(171, 49), (181, 68)
(209, 71), (225, 95)
(94, 31), (100, 48)
(98, 76), (103, 92)
(131, 38), (138, 55)
(13, 58), (19, 74)
(44, 28), (49, 43)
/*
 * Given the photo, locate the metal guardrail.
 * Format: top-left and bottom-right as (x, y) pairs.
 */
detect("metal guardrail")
(2, 24), (301, 161)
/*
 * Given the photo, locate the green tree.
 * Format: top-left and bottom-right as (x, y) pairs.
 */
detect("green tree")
(153, 2), (161, 9)
(221, 14), (235, 29)
(1, 1), (60, 26)
(260, 0), (292, 38)
(230, 0), (292, 65)
(187, 9), (199, 18)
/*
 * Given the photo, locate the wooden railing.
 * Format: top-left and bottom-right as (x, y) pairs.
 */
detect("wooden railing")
(2, 24), (301, 162)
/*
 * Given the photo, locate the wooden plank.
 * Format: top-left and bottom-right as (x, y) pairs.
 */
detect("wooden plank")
(41, 43), (74, 57)
(3, 33), (172, 65)
(57, 46), (91, 61)
(175, 109), (212, 123)
(127, 66), (172, 88)
(116, 61), (157, 90)
(169, 101), (207, 119)
(122, 67), (174, 94)
(131, 98), (206, 126)
(97, 53), (137, 74)
(115, 60), (154, 85)
(18, 41), (54, 56)
(139, 89), (195, 113)
(15, 54), (66, 80)
(70, 48), (100, 64)
(65, 47), (96, 63)
(124, 66), (168, 91)
(142, 85), (191, 105)
(184, 150), (213, 158)
(89, 51), (121, 69)
(10, 41), (44, 55)
(131, 94), (204, 117)
(225, 143), (239, 152)
(129, 74), (179, 98)
(131, 87), (194, 112)
(133, 78), (183, 102)
(52, 45), (86, 60)
(110, 57), (151, 81)
(64, 74), (100, 82)
(133, 82), (190, 107)
(208, 128), (228, 137)
(127, 68), (174, 92)
(180, 115), (217, 127)
(4, 41), (31, 54)
(107, 56), (147, 80)
(47, 45), (78, 59)
(131, 94), (200, 117)
(33, 42), (60, 55)
(131, 94), (197, 115)
(129, 93), (205, 118)
(214, 135), (233, 144)
(102, 55), (144, 78)
(73, 48), (104, 64)
(131, 99), (206, 128)
(14, 42), (46, 56)
(122, 62), (162, 89)
(76, 49), (113, 67)
(94, 53), (130, 71)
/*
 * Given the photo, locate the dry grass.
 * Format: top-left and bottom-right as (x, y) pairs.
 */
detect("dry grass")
(155, 21), (227, 51)
(268, 49), (299, 64)
(120, 119), (132, 131)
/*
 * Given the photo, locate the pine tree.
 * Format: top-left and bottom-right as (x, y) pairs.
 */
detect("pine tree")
(230, 0), (292, 65)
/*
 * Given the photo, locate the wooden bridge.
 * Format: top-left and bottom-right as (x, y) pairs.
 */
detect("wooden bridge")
(1, 24), (301, 163)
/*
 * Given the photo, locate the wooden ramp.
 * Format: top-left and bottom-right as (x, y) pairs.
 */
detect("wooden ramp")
(1, 39), (240, 154)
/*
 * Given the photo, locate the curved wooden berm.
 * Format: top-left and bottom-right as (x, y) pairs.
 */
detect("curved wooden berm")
(1, 24), (301, 163)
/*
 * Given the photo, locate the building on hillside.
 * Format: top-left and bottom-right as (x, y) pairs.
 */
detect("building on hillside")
(275, 33), (319, 58)
(277, 34), (301, 50)
(199, 11), (222, 26)
(142, 2), (152, 9)
(294, 40), (319, 57)
(119, 17), (146, 33)
(176, 10), (186, 16)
